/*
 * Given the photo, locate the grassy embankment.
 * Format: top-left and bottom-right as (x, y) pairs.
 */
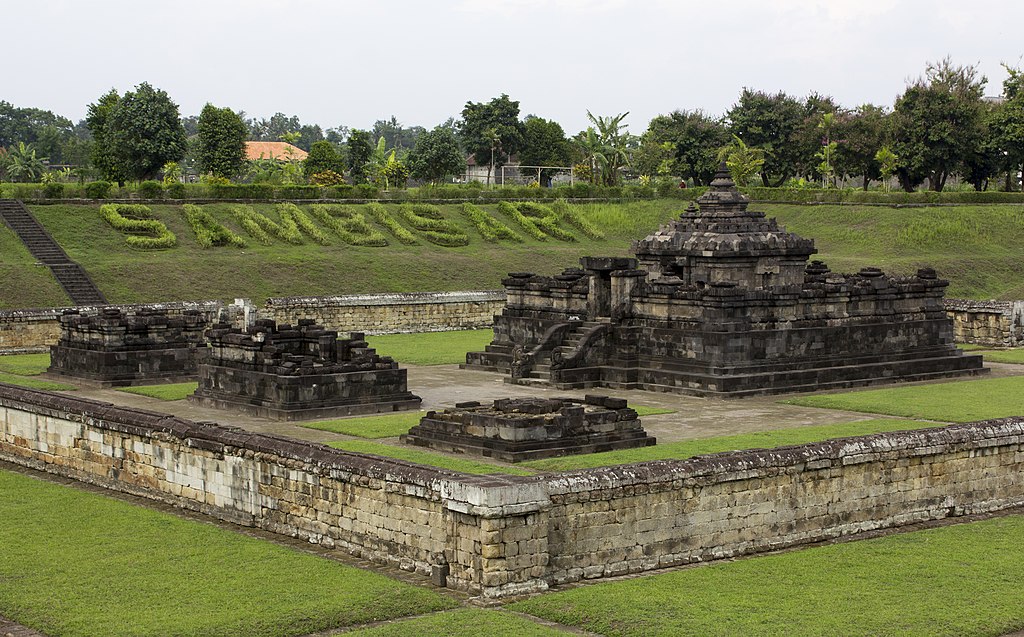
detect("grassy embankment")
(9, 200), (1024, 307)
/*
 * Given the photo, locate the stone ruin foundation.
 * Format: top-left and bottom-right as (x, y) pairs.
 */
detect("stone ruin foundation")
(465, 165), (986, 396)
(47, 307), (207, 386)
(189, 318), (420, 420)
(401, 395), (655, 462)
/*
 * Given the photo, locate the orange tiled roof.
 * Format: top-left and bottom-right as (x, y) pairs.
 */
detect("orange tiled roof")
(244, 141), (308, 161)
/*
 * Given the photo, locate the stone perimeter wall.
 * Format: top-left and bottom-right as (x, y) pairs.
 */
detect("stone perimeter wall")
(3, 381), (1024, 598)
(261, 291), (506, 335)
(0, 292), (507, 353)
(944, 298), (1024, 347)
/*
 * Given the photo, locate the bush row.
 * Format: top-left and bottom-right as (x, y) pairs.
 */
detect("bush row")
(98, 204), (177, 249)
(398, 204), (470, 247)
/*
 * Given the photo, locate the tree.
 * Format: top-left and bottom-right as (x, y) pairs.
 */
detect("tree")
(717, 135), (764, 187)
(196, 103), (247, 179)
(990, 62), (1024, 191)
(793, 93), (841, 181)
(834, 104), (888, 190)
(630, 133), (675, 180)
(303, 140), (345, 178)
(85, 89), (127, 183)
(345, 130), (373, 183)
(458, 94), (525, 185)
(102, 83), (188, 182)
(408, 126), (465, 184)
(371, 116), (424, 153)
(814, 112), (838, 187)
(3, 142), (47, 182)
(875, 146), (898, 192)
(584, 111), (631, 186)
(890, 58), (987, 191)
(517, 117), (571, 185)
(646, 110), (730, 185)
(726, 89), (804, 186)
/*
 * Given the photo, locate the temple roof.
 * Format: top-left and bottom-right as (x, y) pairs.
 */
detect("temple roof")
(632, 163), (816, 259)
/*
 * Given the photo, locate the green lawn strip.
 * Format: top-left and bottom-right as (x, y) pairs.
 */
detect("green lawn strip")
(343, 608), (570, 636)
(304, 411), (426, 438)
(328, 440), (534, 476)
(0, 353), (50, 376)
(367, 329), (494, 365)
(521, 418), (934, 471)
(116, 382), (199, 401)
(0, 469), (455, 637)
(0, 372), (75, 391)
(510, 514), (1024, 637)
(632, 405), (674, 416)
(980, 348), (1024, 364)
(783, 376), (1024, 422)
(957, 343), (990, 351)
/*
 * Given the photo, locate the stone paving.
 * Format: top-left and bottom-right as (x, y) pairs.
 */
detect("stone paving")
(64, 360), (1024, 456)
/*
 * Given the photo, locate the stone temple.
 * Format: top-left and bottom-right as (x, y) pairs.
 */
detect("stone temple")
(465, 166), (986, 396)
(190, 319), (420, 420)
(402, 395), (655, 462)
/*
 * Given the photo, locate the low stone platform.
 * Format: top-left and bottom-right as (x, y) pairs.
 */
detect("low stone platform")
(47, 307), (206, 386)
(189, 320), (420, 420)
(401, 395), (655, 462)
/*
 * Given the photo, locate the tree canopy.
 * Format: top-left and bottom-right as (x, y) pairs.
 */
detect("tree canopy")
(196, 103), (247, 179)
(458, 94), (525, 183)
(408, 126), (465, 183)
(93, 83), (187, 182)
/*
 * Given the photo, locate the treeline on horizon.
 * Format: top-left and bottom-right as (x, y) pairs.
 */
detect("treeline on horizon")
(2, 57), (1024, 194)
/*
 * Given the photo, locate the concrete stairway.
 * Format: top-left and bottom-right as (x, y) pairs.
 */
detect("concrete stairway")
(0, 199), (107, 306)
(523, 320), (598, 383)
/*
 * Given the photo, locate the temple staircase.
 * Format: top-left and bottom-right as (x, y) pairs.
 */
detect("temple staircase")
(0, 199), (107, 306)
(520, 320), (602, 384)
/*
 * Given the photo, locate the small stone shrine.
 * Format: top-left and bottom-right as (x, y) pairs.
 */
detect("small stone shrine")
(190, 318), (420, 420)
(465, 165), (986, 396)
(401, 395), (655, 462)
(47, 307), (206, 386)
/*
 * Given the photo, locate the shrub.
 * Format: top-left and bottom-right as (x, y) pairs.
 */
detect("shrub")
(99, 204), (177, 249)
(308, 204), (388, 247)
(309, 170), (346, 187)
(398, 204), (470, 247)
(165, 182), (186, 199)
(229, 206), (274, 245)
(209, 183), (276, 200)
(330, 184), (355, 198)
(84, 181), (112, 199)
(459, 203), (522, 242)
(365, 203), (417, 244)
(181, 204), (246, 248)
(139, 180), (164, 199)
(551, 199), (604, 239)
(42, 182), (64, 199)
(277, 185), (322, 200)
(276, 203), (330, 244)
(498, 201), (575, 242)
(353, 184), (381, 199)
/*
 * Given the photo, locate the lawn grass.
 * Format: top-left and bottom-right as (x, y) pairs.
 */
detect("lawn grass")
(302, 405), (675, 441)
(367, 329), (494, 365)
(328, 440), (534, 476)
(978, 348), (1024, 364)
(509, 514), (1024, 637)
(116, 382), (198, 401)
(632, 405), (675, 417)
(0, 223), (69, 309)
(521, 418), (934, 471)
(343, 608), (568, 636)
(0, 353), (50, 376)
(17, 202), (1024, 305)
(783, 376), (1024, 422)
(304, 411), (427, 438)
(0, 372), (75, 391)
(0, 469), (455, 637)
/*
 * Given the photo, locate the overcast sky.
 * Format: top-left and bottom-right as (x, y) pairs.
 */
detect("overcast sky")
(8, 0), (1024, 134)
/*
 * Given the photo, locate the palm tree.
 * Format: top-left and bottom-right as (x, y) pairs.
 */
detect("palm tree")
(584, 111), (631, 185)
(5, 142), (48, 182)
